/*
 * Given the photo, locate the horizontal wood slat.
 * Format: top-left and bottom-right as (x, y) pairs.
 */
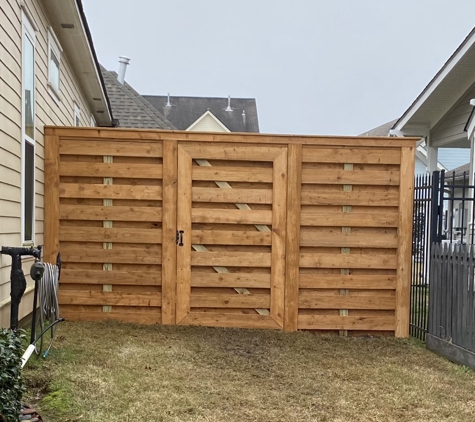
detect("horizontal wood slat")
(179, 313), (281, 329)
(192, 209), (273, 225)
(192, 230), (272, 245)
(299, 254), (397, 269)
(298, 293), (396, 310)
(300, 231), (398, 248)
(180, 143), (285, 161)
(59, 162), (163, 179)
(302, 148), (401, 164)
(301, 169), (400, 185)
(300, 211), (398, 227)
(59, 227), (162, 244)
(299, 274), (396, 290)
(191, 252), (271, 267)
(60, 183), (162, 200)
(192, 166), (273, 183)
(298, 315), (395, 330)
(59, 291), (162, 307)
(59, 139), (163, 157)
(301, 190), (399, 206)
(60, 310), (161, 324)
(192, 187), (272, 204)
(59, 205), (162, 222)
(191, 273), (271, 288)
(60, 269), (161, 285)
(191, 294), (270, 308)
(61, 248), (161, 264)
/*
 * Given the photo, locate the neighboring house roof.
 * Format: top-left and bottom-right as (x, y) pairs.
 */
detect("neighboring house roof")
(392, 26), (475, 136)
(101, 68), (175, 129)
(43, 0), (113, 126)
(450, 162), (470, 178)
(359, 119), (399, 137)
(143, 95), (259, 132)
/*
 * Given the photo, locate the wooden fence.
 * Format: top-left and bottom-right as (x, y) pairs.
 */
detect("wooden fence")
(44, 127), (417, 337)
(428, 243), (475, 368)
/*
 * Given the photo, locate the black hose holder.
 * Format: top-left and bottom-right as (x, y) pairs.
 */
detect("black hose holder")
(1, 246), (42, 331)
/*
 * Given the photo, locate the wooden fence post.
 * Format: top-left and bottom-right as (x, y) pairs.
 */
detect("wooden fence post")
(395, 146), (415, 337)
(161, 140), (178, 325)
(44, 129), (60, 264)
(284, 144), (302, 331)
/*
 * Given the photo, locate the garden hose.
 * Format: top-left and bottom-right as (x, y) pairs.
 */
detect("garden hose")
(21, 317), (65, 368)
(37, 263), (60, 356)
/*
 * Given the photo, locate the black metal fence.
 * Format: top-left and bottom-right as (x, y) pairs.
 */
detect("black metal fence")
(427, 243), (475, 369)
(411, 170), (475, 340)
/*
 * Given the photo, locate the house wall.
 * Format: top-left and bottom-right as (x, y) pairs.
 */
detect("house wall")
(0, 0), (94, 328)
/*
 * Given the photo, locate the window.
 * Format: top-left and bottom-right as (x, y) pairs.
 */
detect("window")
(22, 11), (36, 244)
(47, 27), (62, 100)
(74, 103), (81, 126)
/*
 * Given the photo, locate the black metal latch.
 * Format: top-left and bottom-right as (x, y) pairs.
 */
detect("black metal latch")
(176, 230), (184, 246)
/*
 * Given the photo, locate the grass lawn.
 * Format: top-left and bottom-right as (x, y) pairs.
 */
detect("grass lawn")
(23, 321), (475, 422)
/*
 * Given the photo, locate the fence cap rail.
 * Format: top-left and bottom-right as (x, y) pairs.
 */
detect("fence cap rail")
(45, 126), (419, 147)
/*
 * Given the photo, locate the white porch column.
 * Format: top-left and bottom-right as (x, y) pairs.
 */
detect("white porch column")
(468, 132), (475, 242)
(426, 135), (439, 173)
(470, 132), (475, 185)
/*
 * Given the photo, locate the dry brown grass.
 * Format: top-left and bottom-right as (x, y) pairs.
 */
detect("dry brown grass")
(23, 321), (475, 422)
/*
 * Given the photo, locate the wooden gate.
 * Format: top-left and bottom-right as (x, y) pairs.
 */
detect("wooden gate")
(44, 127), (417, 337)
(175, 143), (287, 329)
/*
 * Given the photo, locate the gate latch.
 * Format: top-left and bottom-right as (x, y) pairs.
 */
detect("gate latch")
(176, 230), (184, 246)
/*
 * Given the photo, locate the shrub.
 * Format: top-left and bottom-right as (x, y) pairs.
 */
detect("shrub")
(0, 329), (26, 422)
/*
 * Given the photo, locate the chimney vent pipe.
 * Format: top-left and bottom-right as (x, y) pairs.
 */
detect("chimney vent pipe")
(117, 56), (130, 84)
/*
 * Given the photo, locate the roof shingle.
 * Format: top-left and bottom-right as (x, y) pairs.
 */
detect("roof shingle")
(101, 68), (175, 129)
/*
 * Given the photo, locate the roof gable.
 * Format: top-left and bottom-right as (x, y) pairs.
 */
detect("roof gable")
(186, 110), (231, 132)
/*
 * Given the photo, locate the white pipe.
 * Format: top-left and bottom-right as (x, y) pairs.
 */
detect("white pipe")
(117, 56), (130, 84)
(21, 344), (36, 369)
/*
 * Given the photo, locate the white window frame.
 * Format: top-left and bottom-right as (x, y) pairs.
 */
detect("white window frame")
(47, 26), (62, 103)
(74, 102), (81, 126)
(21, 10), (36, 245)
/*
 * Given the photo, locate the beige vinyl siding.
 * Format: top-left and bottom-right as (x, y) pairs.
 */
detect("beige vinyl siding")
(0, 0), (96, 327)
(431, 86), (475, 147)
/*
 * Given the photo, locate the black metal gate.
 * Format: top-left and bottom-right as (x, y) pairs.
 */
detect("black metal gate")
(411, 169), (475, 340)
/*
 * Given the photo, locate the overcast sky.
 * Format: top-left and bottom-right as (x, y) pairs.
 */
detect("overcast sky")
(82, 0), (475, 136)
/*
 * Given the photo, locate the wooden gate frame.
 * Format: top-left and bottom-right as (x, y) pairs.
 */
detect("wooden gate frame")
(44, 127), (417, 337)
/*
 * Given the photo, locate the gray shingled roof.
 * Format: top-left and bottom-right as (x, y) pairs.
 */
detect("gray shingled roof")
(359, 119), (399, 137)
(450, 162), (470, 177)
(143, 95), (259, 132)
(101, 67), (175, 129)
